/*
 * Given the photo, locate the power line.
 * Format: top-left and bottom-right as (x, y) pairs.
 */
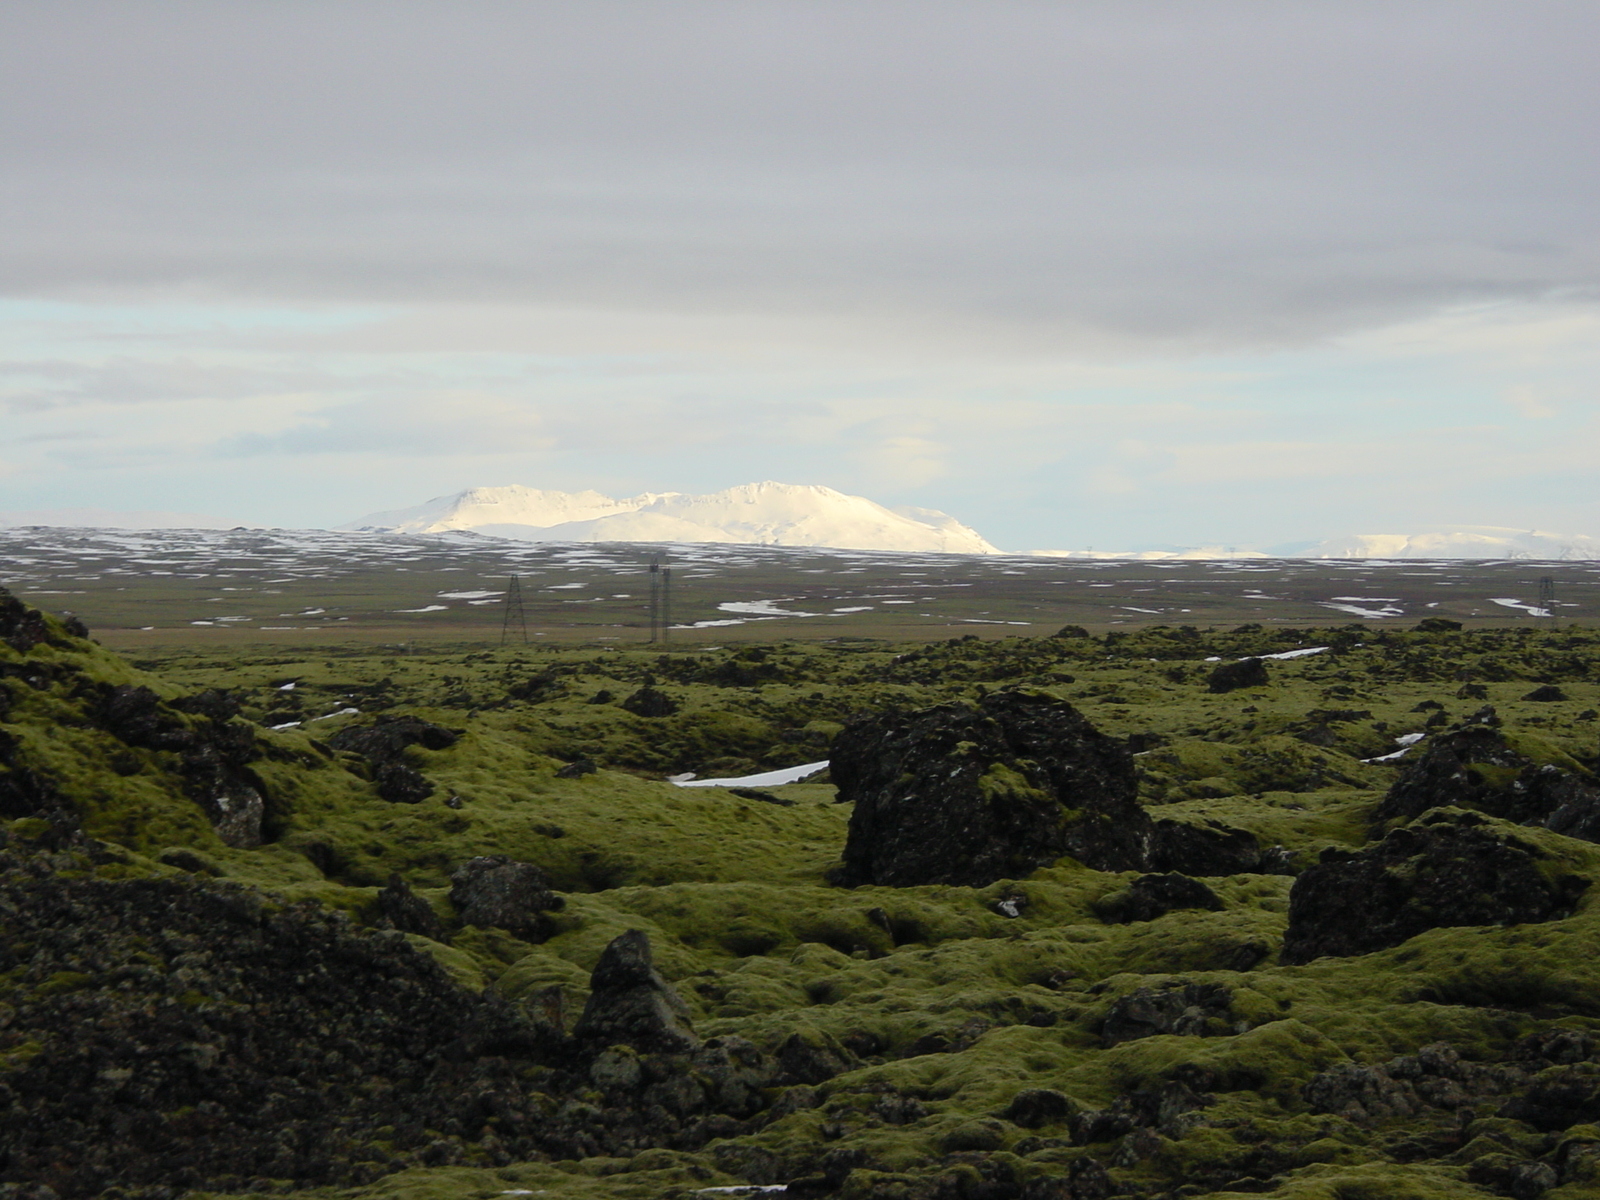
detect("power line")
(500, 575), (528, 644)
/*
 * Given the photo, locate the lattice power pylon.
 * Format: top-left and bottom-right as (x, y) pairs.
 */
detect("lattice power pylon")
(647, 558), (673, 644)
(1538, 576), (1557, 621)
(500, 575), (528, 645)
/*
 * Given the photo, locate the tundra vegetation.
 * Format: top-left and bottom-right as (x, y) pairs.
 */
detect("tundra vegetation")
(4, 587), (1600, 1200)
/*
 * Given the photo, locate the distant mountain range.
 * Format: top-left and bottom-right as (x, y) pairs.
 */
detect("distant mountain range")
(1029, 526), (1600, 561)
(7, 492), (1597, 561)
(340, 481), (1003, 555)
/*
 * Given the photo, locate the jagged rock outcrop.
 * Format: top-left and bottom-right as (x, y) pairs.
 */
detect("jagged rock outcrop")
(1148, 818), (1292, 877)
(621, 682), (679, 718)
(830, 692), (1287, 888)
(0, 830), (785, 1198)
(0, 827), (558, 1197)
(1068, 1079), (1213, 1146)
(1374, 708), (1600, 841)
(831, 690), (1149, 886)
(0, 589), (82, 654)
(572, 929), (700, 1053)
(1282, 812), (1589, 964)
(447, 855), (563, 941)
(1207, 657), (1269, 693)
(97, 683), (269, 847)
(374, 873), (446, 939)
(1094, 873), (1225, 925)
(326, 715), (458, 804)
(1098, 981), (1234, 1046)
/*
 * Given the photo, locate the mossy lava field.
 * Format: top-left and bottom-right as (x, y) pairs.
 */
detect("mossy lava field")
(7, 549), (1600, 1200)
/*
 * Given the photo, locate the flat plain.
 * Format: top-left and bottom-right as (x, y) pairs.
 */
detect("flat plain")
(1, 527), (1594, 652)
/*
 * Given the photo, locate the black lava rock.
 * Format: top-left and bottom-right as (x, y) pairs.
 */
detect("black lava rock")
(1207, 657), (1270, 693)
(0, 591), (59, 654)
(572, 929), (700, 1053)
(620, 685), (679, 718)
(830, 690), (1149, 887)
(448, 855), (563, 940)
(1149, 818), (1288, 877)
(1001, 1088), (1076, 1129)
(1281, 812), (1589, 964)
(1096, 873), (1225, 924)
(0, 846), (558, 1197)
(327, 715), (458, 806)
(96, 683), (268, 847)
(1375, 712), (1600, 830)
(375, 873), (446, 940)
(373, 760), (434, 804)
(1099, 981), (1234, 1047)
(1523, 684), (1569, 702)
(326, 715), (459, 761)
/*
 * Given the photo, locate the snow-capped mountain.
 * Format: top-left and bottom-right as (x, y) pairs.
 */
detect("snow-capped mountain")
(341, 482), (1002, 555)
(1294, 526), (1600, 560)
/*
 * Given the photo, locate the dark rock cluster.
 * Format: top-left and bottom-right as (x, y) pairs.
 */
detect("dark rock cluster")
(1206, 656), (1270, 693)
(1375, 708), (1600, 842)
(832, 690), (1285, 888)
(1097, 981), (1235, 1047)
(1093, 874), (1224, 925)
(448, 854), (564, 941)
(0, 827), (775, 1199)
(1304, 1035), (1600, 1196)
(326, 714), (459, 805)
(1282, 811), (1588, 964)
(96, 683), (270, 847)
(831, 690), (1150, 886)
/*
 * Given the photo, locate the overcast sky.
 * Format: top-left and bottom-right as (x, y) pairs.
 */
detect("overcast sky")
(3, 0), (1598, 549)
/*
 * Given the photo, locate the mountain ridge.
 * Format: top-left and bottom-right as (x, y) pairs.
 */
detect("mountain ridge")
(341, 480), (1003, 555)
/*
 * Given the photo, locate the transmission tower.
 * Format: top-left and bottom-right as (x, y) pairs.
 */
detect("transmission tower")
(648, 561), (661, 643)
(500, 575), (528, 645)
(647, 558), (673, 644)
(661, 564), (672, 644)
(1538, 576), (1557, 621)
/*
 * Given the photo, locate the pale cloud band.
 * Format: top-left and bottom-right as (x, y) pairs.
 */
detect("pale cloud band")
(1, 1), (1598, 547)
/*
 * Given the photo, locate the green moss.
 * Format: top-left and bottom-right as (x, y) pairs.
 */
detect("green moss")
(16, 617), (1600, 1200)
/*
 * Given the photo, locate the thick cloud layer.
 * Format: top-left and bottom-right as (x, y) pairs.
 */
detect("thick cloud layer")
(5, 0), (1598, 346)
(2, 2), (1598, 546)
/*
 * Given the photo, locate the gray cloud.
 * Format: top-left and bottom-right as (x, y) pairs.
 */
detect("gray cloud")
(3, 1), (1597, 349)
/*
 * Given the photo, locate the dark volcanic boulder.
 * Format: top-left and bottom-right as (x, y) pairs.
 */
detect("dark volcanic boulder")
(0, 590), (67, 653)
(96, 683), (269, 847)
(326, 714), (459, 759)
(1149, 818), (1290, 877)
(620, 684), (678, 717)
(372, 760), (434, 804)
(572, 929), (699, 1053)
(831, 690), (1149, 887)
(0, 842), (558, 1197)
(1207, 657), (1269, 693)
(1524, 684), (1569, 702)
(1281, 812), (1588, 964)
(327, 715), (458, 805)
(1099, 981), (1234, 1046)
(1095, 873), (1224, 924)
(375, 873), (446, 940)
(448, 855), (563, 940)
(1374, 711), (1600, 831)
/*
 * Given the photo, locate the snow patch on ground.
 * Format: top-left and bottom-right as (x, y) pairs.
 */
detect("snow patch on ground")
(673, 761), (829, 789)
(1491, 598), (1553, 617)
(1319, 602), (1404, 618)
